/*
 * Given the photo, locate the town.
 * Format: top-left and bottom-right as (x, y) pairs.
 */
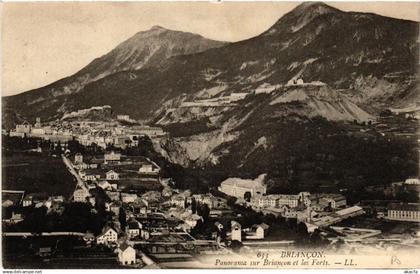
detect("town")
(9, 107), (167, 149)
(2, 116), (420, 268)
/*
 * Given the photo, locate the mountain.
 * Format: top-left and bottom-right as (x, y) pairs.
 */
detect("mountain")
(4, 2), (418, 125)
(3, 2), (419, 188)
(78, 25), (226, 82)
(3, 26), (225, 124)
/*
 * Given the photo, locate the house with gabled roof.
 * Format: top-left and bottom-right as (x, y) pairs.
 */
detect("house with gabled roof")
(96, 226), (118, 245)
(138, 163), (160, 176)
(253, 223), (270, 239)
(106, 170), (120, 181)
(73, 187), (90, 202)
(109, 200), (123, 216)
(116, 242), (136, 265)
(126, 219), (142, 239)
(22, 195), (33, 207)
(130, 198), (148, 215)
(104, 151), (122, 165)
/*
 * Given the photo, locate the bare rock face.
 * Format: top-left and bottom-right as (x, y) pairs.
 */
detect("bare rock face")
(61, 105), (114, 121)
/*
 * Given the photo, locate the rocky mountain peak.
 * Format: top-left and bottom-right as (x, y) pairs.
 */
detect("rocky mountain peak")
(3, 25), (226, 111)
(102, 25), (225, 72)
(291, 2), (341, 16)
(150, 25), (165, 31)
(264, 1), (343, 35)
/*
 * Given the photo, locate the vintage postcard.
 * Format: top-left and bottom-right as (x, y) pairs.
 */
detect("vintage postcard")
(1, 0), (419, 270)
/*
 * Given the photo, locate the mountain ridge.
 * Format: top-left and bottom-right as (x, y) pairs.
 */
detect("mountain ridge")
(3, 2), (418, 188)
(3, 2), (419, 128)
(3, 26), (226, 106)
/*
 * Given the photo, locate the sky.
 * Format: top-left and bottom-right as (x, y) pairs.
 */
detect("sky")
(2, 1), (419, 96)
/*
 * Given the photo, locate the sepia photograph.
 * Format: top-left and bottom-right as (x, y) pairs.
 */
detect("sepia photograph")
(1, 0), (419, 270)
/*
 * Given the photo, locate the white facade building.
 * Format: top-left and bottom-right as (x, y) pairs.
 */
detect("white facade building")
(231, 221), (242, 242)
(96, 227), (118, 245)
(219, 174), (267, 199)
(104, 151), (121, 164)
(404, 178), (420, 185)
(15, 123), (31, 134)
(73, 187), (90, 202)
(387, 203), (420, 222)
(106, 170), (120, 180)
(138, 164), (160, 176)
(117, 244), (136, 265)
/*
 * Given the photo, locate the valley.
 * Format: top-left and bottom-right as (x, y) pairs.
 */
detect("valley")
(2, 1), (419, 269)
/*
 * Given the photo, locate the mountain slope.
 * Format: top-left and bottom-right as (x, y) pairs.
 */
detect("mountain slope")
(3, 26), (225, 125)
(78, 25), (225, 81)
(3, 2), (419, 126)
(3, 2), (418, 191)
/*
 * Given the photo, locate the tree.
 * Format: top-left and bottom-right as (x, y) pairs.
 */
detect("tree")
(309, 229), (328, 247)
(68, 140), (84, 154)
(20, 206), (48, 233)
(53, 141), (62, 155)
(201, 204), (210, 221)
(119, 207), (127, 231)
(297, 222), (308, 236)
(191, 198), (197, 214)
(296, 222), (310, 245)
(229, 240), (243, 252)
(227, 197), (237, 207)
(380, 109), (392, 117)
(263, 213), (276, 225)
(196, 203), (202, 216)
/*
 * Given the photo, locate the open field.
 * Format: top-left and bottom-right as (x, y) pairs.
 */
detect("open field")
(2, 152), (76, 198)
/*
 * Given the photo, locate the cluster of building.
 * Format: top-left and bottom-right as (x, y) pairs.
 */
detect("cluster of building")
(4, 113), (420, 266)
(217, 174), (420, 232)
(4, 138), (234, 267)
(198, 220), (272, 244)
(229, 221), (270, 242)
(360, 199), (420, 223)
(9, 116), (167, 149)
(71, 150), (162, 203)
(165, 190), (230, 231)
(2, 190), (66, 225)
(66, 150), (238, 264)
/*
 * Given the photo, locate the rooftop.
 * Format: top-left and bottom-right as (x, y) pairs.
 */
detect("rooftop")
(118, 242), (133, 252)
(388, 203), (420, 211)
(221, 176), (265, 189)
(127, 221), (140, 229)
(335, 206), (364, 216)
